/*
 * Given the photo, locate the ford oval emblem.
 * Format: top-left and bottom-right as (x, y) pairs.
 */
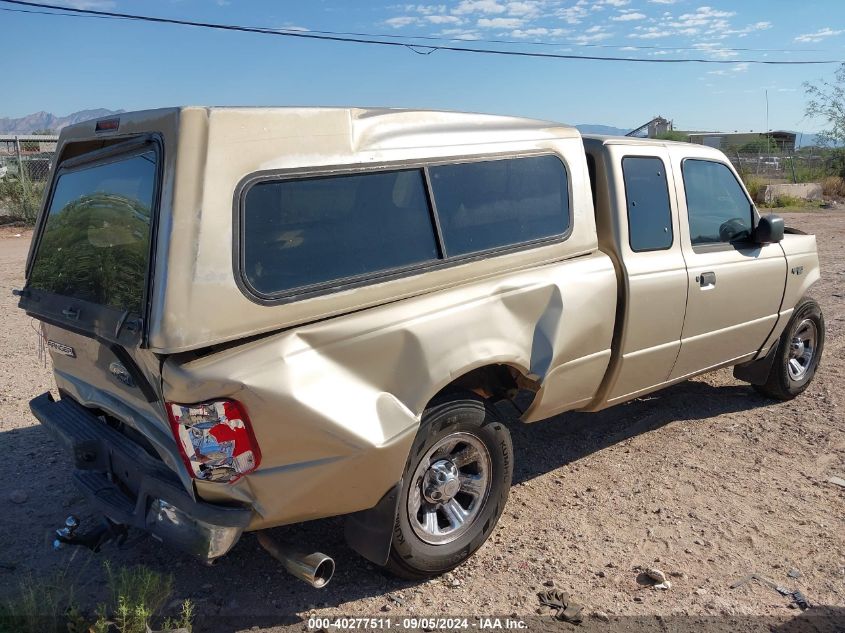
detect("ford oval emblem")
(109, 361), (135, 388)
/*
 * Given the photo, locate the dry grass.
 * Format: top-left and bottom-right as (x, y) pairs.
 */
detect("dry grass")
(821, 175), (845, 198)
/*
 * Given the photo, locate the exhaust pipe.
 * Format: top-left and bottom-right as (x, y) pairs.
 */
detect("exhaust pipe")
(256, 531), (335, 588)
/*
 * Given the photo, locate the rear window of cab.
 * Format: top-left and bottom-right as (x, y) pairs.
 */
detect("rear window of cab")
(239, 154), (571, 301)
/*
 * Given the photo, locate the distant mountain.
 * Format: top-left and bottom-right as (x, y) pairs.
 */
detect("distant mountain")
(0, 109), (123, 134)
(575, 123), (632, 136)
(794, 133), (829, 149)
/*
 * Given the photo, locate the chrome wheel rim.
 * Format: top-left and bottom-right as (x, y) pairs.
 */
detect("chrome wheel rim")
(788, 318), (817, 381)
(408, 432), (492, 545)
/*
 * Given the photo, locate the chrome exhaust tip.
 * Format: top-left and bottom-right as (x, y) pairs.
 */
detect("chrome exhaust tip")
(256, 532), (335, 589)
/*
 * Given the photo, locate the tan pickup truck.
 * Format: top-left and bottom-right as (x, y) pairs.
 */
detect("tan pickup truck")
(19, 108), (823, 587)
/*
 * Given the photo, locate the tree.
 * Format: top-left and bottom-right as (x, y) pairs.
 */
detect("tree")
(738, 137), (779, 154)
(655, 130), (689, 142)
(803, 63), (845, 147)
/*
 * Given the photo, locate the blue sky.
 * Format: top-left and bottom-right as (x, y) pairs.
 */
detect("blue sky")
(2, 0), (843, 132)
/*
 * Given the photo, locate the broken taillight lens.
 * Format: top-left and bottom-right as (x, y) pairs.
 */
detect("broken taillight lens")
(166, 399), (261, 484)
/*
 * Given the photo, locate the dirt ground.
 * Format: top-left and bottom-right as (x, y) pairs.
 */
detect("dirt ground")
(0, 212), (843, 632)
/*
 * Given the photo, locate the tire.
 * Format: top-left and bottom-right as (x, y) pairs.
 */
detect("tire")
(384, 393), (513, 580)
(754, 296), (825, 401)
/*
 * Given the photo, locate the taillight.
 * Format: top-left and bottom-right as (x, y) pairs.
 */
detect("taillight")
(166, 399), (261, 484)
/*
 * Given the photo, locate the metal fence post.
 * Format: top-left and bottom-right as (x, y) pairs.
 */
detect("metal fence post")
(14, 135), (26, 185)
(790, 150), (797, 184)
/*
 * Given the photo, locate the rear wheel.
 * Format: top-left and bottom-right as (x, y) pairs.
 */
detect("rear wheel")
(754, 297), (824, 400)
(384, 393), (512, 580)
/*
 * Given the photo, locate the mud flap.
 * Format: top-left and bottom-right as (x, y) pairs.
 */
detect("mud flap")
(733, 344), (778, 385)
(344, 480), (402, 566)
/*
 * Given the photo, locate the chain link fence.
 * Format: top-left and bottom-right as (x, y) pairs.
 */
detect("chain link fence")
(728, 150), (841, 185)
(0, 134), (58, 224)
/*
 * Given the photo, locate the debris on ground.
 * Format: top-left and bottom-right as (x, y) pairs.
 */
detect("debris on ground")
(730, 573), (811, 611)
(787, 568), (801, 579)
(537, 589), (584, 624)
(636, 566), (672, 590)
(828, 476), (845, 489)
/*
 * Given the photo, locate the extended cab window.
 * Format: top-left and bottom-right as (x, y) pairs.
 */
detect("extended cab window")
(429, 155), (570, 257)
(622, 157), (673, 252)
(683, 159), (752, 246)
(242, 169), (439, 296)
(28, 149), (157, 315)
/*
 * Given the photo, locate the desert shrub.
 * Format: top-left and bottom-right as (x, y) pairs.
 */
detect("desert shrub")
(821, 175), (845, 197)
(762, 195), (804, 208)
(0, 176), (44, 225)
(0, 570), (78, 633)
(742, 176), (766, 202)
(0, 561), (193, 633)
(655, 131), (689, 142)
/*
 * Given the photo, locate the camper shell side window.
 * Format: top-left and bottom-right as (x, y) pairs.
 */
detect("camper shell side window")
(235, 153), (573, 304)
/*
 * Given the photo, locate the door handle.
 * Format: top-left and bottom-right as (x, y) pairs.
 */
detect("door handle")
(697, 272), (716, 288)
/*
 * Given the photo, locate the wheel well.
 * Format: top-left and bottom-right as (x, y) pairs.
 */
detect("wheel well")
(433, 363), (540, 407)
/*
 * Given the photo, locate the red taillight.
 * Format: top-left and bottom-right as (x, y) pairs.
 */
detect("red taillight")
(95, 118), (120, 132)
(166, 399), (261, 484)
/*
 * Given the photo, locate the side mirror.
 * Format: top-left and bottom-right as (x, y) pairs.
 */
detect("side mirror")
(754, 213), (784, 244)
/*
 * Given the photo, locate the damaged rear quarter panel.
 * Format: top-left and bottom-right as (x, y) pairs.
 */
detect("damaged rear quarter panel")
(161, 253), (616, 529)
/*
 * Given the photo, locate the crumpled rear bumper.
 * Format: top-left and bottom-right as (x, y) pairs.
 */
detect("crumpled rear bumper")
(30, 392), (252, 562)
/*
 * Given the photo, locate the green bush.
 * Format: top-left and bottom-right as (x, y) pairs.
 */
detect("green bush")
(655, 131), (689, 142)
(0, 176), (44, 225)
(763, 195), (804, 208)
(0, 569), (79, 633)
(742, 176), (766, 202)
(0, 561), (194, 633)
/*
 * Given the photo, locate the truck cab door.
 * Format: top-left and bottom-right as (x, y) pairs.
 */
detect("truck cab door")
(585, 144), (689, 408)
(669, 158), (786, 380)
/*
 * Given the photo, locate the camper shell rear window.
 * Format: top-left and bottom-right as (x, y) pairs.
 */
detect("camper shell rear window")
(21, 137), (161, 345)
(238, 154), (572, 303)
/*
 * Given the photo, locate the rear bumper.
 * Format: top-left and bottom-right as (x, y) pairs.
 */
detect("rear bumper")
(30, 392), (252, 562)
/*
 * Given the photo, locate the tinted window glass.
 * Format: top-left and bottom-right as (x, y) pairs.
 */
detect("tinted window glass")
(683, 159), (752, 245)
(429, 155), (570, 257)
(242, 169), (439, 295)
(622, 157), (673, 252)
(28, 150), (157, 313)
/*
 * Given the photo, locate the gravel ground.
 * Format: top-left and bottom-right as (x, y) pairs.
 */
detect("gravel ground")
(0, 212), (843, 632)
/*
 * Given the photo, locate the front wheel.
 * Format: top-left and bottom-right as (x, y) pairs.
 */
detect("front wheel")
(754, 297), (825, 400)
(384, 394), (512, 580)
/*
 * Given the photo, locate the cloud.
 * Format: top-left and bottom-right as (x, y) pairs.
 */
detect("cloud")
(571, 24), (613, 43)
(385, 16), (419, 27)
(477, 16), (525, 28)
(794, 27), (843, 43)
(556, 0), (590, 24)
(612, 11), (646, 21)
(628, 26), (673, 39)
(509, 26), (570, 38)
(426, 14), (462, 23)
(707, 61), (750, 76)
(440, 27), (482, 39)
(453, 0), (506, 14)
(505, 1), (542, 18)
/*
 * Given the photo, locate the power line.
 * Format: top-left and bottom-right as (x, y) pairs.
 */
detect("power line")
(1, 0), (842, 66)
(0, 4), (821, 55)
